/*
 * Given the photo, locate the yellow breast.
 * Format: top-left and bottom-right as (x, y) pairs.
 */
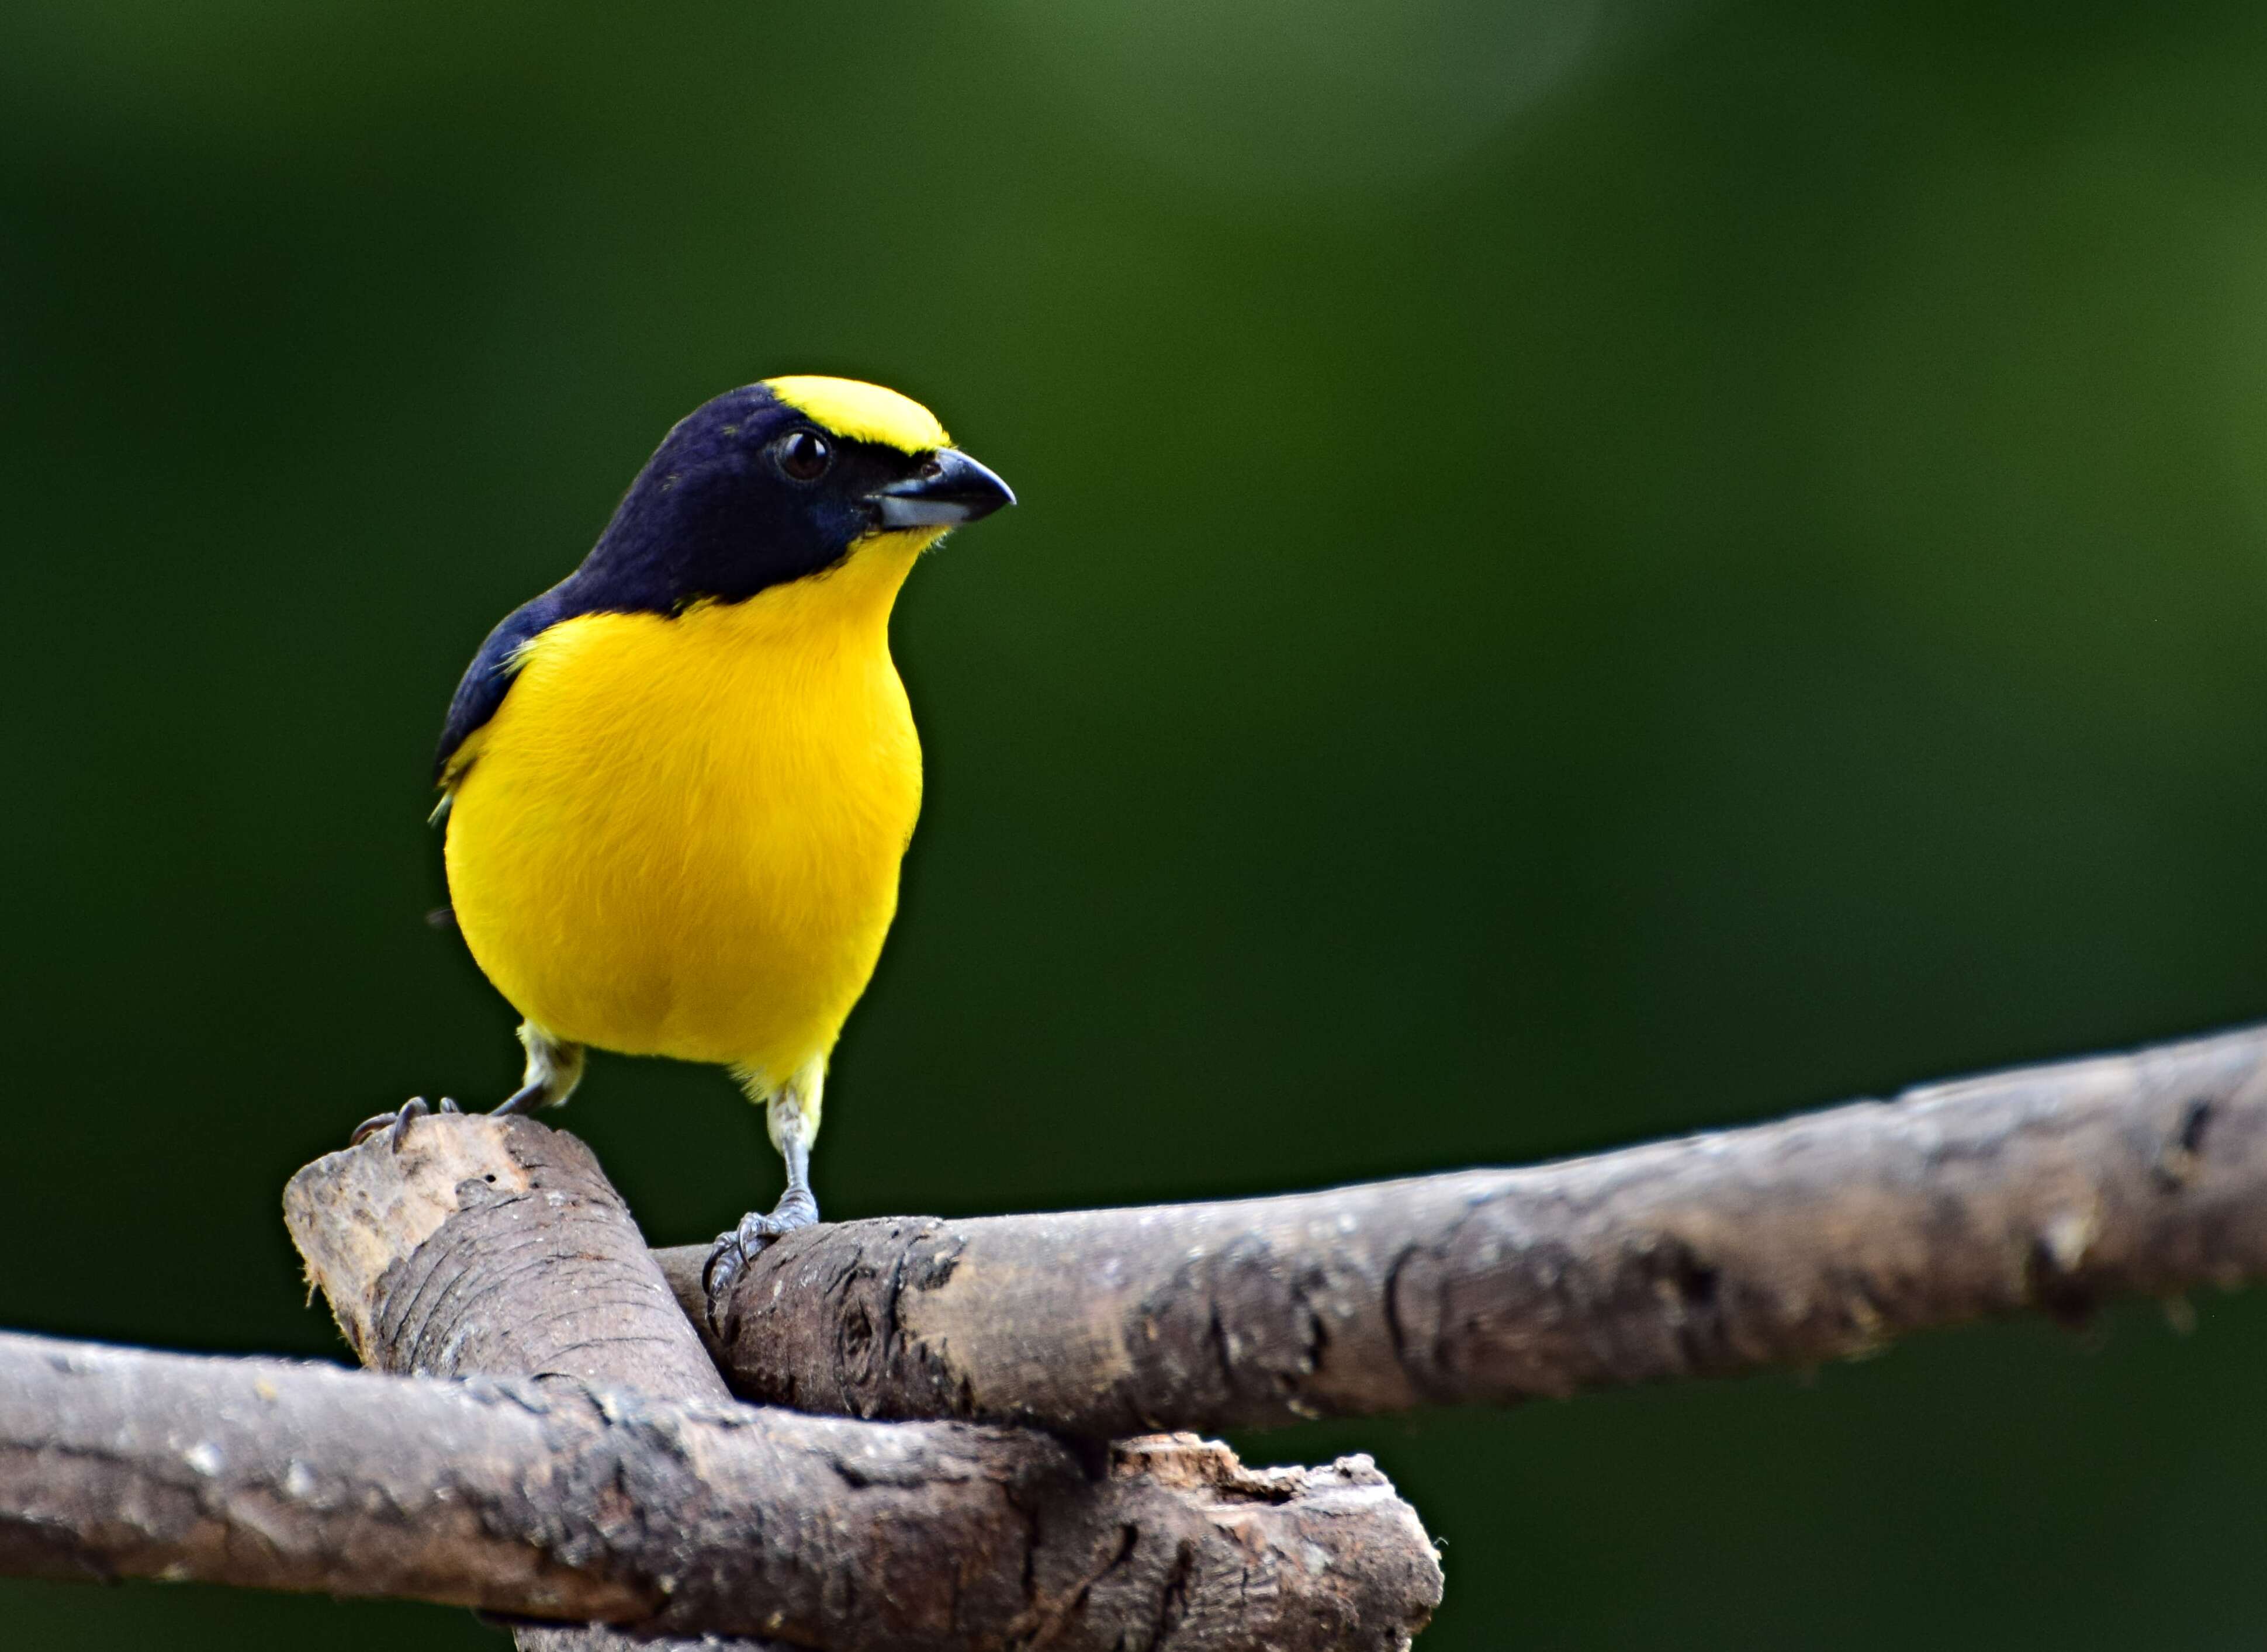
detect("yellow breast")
(442, 534), (931, 1086)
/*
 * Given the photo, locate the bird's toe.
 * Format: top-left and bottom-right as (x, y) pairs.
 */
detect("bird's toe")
(701, 1192), (822, 1320)
(349, 1097), (435, 1151)
(387, 1097), (431, 1152)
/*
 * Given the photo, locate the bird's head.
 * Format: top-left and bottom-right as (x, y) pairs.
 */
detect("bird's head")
(575, 375), (1014, 612)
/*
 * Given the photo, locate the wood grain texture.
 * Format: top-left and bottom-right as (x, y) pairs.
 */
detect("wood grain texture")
(0, 1329), (1437, 1648)
(657, 1021), (2267, 1438)
(281, 1113), (1441, 1650)
(290, 1114), (753, 1652)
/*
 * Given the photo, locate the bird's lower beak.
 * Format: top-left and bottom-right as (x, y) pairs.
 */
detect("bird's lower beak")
(872, 448), (1016, 529)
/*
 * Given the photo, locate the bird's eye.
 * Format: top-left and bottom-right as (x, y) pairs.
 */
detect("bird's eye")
(775, 430), (833, 482)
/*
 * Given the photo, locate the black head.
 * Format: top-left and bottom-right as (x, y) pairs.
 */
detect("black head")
(568, 378), (1013, 613)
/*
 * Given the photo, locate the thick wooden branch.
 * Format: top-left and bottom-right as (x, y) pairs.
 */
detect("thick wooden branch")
(0, 1328), (677, 1618)
(0, 1329), (1423, 1646)
(657, 1022), (2267, 1439)
(290, 1113), (760, 1652)
(280, 1116), (1441, 1651)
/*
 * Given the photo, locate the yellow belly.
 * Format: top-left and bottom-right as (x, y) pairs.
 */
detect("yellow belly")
(442, 541), (925, 1087)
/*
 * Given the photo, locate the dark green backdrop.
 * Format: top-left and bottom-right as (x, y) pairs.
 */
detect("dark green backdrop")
(8, 1), (2267, 1646)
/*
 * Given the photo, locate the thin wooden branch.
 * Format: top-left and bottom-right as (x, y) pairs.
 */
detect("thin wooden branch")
(279, 1116), (1442, 1651)
(655, 1021), (2267, 1439)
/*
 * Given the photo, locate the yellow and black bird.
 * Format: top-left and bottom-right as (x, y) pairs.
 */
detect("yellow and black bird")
(357, 376), (1013, 1303)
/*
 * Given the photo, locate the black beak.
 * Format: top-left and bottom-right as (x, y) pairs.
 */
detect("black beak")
(873, 448), (1016, 529)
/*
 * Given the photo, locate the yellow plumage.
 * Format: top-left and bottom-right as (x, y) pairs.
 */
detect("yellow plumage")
(389, 373), (1011, 1298)
(442, 527), (934, 1096)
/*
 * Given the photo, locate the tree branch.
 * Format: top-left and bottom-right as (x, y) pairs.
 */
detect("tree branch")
(276, 1116), (1441, 1651)
(17, 1020), (2258, 1639)
(0, 1329), (1427, 1647)
(655, 1021), (2267, 1439)
(290, 1110), (762, 1652)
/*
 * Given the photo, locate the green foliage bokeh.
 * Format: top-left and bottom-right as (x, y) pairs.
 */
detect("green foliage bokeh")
(6, 1), (2267, 1646)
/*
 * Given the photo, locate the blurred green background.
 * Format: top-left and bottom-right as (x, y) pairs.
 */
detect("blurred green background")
(8, 0), (2267, 1646)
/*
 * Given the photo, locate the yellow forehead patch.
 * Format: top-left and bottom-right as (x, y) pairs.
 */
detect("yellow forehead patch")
(764, 376), (949, 455)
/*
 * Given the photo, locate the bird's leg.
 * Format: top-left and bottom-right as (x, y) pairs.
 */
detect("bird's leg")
(491, 1021), (586, 1116)
(348, 1021), (580, 1152)
(702, 1063), (825, 1311)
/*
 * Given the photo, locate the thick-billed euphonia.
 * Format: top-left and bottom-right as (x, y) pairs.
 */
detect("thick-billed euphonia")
(355, 376), (1013, 1304)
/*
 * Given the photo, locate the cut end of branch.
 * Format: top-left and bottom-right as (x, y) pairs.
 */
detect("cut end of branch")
(283, 1115), (542, 1360)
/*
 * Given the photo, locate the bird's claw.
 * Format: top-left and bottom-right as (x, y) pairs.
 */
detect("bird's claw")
(701, 1187), (820, 1319)
(347, 1095), (461, 1152)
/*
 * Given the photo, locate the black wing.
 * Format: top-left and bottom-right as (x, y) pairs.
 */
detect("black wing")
(433, 584), (577, 787)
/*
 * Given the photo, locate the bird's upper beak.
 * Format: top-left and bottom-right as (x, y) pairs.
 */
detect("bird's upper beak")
(871, 448), (1016, 529)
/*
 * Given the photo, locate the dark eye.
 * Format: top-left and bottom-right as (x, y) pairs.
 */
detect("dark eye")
(775, 430), (833, 482)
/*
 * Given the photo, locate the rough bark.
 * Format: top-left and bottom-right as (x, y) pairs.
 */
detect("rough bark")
(285, 1116), (764, 1652)
(0, 1329), (1428, 1647)
(279, 1114), (1442, 1650)
(0, 1327), (664, 1620)
(654, 1021), (2267, 1439)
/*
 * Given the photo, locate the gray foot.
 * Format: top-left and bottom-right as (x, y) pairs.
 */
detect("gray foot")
(702, 1186), (821, 1312)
